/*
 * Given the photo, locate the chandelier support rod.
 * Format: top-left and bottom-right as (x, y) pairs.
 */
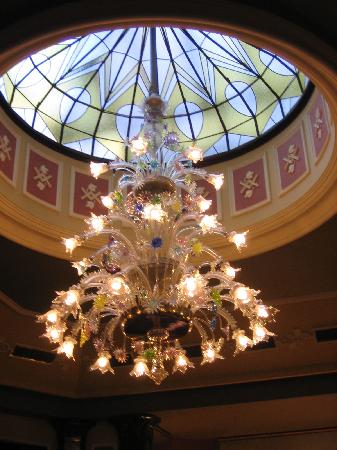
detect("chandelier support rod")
(150, 27), (159, 95)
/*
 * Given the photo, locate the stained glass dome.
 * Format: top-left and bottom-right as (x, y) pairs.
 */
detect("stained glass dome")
(0, 27), (308, 160)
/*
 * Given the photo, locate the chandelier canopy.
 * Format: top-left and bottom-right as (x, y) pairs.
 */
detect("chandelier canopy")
(38, 87), (277, 384)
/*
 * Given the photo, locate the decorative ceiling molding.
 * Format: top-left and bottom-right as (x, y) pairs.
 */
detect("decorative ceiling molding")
(0, 290), (36, 317)
(0, 373), (336, 418)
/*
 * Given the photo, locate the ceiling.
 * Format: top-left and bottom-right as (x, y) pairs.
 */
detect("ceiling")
(0, 0), (336, 443)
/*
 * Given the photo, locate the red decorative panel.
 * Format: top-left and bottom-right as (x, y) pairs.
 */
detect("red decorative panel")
(309, 95), (329, 159)
(25, 149), (60, 207)
(276, 129), (308, 191)
(0, 122), (18, 182)
(72, 171), (109, 216)
(232, 158), (268, 212)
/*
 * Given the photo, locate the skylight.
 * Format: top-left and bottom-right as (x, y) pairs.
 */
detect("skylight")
(0, 27), (308, 160)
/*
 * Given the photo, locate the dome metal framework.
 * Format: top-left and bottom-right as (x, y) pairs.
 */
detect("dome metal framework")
(0, 27), (308, 160)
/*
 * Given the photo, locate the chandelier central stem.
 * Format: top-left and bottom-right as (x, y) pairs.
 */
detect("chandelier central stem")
(150, 27), (159, 96)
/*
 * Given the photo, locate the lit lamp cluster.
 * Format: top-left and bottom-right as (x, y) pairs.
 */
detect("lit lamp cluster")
(38, 94), (276, 385)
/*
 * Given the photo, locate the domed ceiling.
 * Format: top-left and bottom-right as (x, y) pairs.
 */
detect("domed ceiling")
(0, 27), (308, 160)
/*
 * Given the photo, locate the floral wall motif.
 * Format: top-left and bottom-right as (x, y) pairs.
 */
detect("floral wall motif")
(0, 122), (18, 183)
(309, 94), (329, 160)
(232, 157), (269, 213)
(72, 171), (109, 217)
(276, 128), (308, 192)
(24, 148), (61, 209)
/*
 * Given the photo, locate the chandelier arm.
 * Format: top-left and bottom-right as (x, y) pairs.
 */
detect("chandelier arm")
(193, 317), (213, 341)
(174, 225), (200, 240)
(108, 161), (137, 172)
(103, 228), (140, 258)
(219, 294), (236, 305)
(161, 155), (181, 176)
(217, 307), (238, 330)
(114, 168), (137, 178)
(197, 246), (220, 261)
(203, 272), (235, 285)
(85, 223), (141, 252)
(174, 182), (194, 195)
(171, 168), (208, 180)
(102, 316), (121, 346)
(205, 230), (228, 240)
(123, 264), (153, 292)
(99, 310), (120, 318)
(165, 152), (186, 170)
(118, 181), (135, 191)
(79, 272), (118, 286)
(83, 270), (139, 286)
(198, 310), (216, 340)
(76, 294), (97, 306)
(237, 306), (259, 321)
(174, 213), (201, 229)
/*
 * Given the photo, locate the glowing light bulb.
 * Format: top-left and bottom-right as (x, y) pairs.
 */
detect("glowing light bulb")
(143, 204), (165, 222)
(238, 334), (250, 348)
(229, 232), (247, 250)
(173, 351), (194, 373)
(224, 264), (236, 279)
(201, 339), (224, 365)
(130, 357), (149, 377)
(58, 337), (76, 358)
(90, 351), (114, 374)
(176, 354), (187, 367)
(199, 215), (218, 232)
(130, 137), (147, 156)
(185, 276), (197, 293)
(233, 330), (251, 352)
(197, 197), (212, 212)
(205, 347), (215, 361)
(185, 145), (204, 164)
(109, 277), (125, 294)
(46, 310), (58, 323)
(256, 305), (269, 318)
(72, 259), (89, 276)
(254, 324), (266, 340)
(48, 327), (61, 342)
(64, 290), (79, 306)
(98, 355), (109, 368)
(233, 286), (251, 303)
(208, 174), (224, 190)
(63, 238), (78, 254)
(89, 214), (105, 232)
(50, 329), (59, 339)
(90, 162), (107, 178)
(101, 195), (114, 209)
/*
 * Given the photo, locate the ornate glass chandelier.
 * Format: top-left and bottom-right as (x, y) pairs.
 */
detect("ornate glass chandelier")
(38, 29), (277, 385)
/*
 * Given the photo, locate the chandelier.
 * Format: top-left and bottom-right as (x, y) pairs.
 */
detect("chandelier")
(38, 29), (276, 385)
(38, 93), (276, 385)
